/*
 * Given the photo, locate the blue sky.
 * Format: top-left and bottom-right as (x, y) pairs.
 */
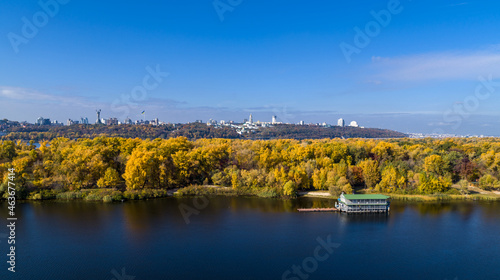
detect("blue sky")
(1, 0), (500, 135)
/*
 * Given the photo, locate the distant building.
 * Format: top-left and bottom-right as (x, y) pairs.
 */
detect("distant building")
(124, 117), (132, 125)
(349, 121), (359, 127)
(107, 118), (118, 125)
(299, 120), (305, 125)
(337, 118), (345, 127)
(36, 117), (51, 126)
(80, 117), (89, 124)
(272, 115), (277, 124)
(67, 119), (79, 126)
(249, 114), (253, 124)
(52, 120), (63, 126)
(207, 119), (217, 126)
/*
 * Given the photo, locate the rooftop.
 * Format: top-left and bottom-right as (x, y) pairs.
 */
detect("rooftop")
(343, 194), (390, 200)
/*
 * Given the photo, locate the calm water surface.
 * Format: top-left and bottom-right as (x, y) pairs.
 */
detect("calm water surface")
(1, 197), (499, 280)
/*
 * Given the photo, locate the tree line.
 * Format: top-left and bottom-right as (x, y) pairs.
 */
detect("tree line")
(1, 123), (406, 141)
(1, 137), (499, 200)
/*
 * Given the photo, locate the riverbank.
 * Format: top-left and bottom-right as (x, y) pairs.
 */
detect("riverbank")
(298, 190), (500, 201)
(4, 185), (500, 202)
(386, 193), (500, 201)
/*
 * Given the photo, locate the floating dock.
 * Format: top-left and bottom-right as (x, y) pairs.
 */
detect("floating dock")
(297, 208), (338, 212)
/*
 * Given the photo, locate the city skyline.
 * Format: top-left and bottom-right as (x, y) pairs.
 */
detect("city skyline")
(2, 1), (500, 135)
(27, 111), (364, 128)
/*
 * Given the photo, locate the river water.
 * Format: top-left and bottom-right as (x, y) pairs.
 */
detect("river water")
(1, 197), (499, 280)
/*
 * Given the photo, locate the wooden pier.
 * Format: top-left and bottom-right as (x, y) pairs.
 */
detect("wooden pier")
(297, 208), (338, 212)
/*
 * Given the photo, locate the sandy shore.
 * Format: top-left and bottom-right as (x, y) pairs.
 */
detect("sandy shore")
(297, 191), (335, 198)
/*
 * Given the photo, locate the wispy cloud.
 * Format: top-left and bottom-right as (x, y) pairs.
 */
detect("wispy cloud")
(368, 49), (500, 82)
(0, 86), (96, 108)
(447, 2), (468, 7)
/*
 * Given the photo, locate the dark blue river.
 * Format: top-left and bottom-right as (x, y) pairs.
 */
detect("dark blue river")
(1, 197), (499, 280)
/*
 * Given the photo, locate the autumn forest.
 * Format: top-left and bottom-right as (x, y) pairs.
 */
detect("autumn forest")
(1, 137), (500, 201)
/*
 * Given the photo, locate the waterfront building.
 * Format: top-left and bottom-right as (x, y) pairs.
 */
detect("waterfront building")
(336, 193), (390, 213)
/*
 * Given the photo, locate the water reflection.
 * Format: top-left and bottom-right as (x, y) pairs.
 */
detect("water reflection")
(0, 197), (499, 280)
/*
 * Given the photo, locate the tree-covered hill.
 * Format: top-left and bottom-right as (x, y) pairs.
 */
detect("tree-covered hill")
(1, 122), (406, 141)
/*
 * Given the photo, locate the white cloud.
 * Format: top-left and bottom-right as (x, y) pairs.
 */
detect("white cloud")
(447, 2), (468, 7)
(0, 86), (95, 108)
(369, 50), (500, 82)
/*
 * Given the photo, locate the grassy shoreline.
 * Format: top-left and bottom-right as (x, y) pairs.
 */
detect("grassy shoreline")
(3, 186), (500, 203)
(385, 193), (500, 201)
(300, 190), (500, 201)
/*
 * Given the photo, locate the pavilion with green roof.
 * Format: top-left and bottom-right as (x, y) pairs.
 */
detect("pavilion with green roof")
(336, 193), (390, 213)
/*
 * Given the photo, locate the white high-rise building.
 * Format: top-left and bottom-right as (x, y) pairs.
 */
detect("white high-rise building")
(249, 114), (253, 124)
(337, 118), (345, 127)
(272, 115), (277, 124)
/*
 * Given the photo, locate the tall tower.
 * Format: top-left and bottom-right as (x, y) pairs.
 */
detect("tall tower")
(96, 109), (102, 124)
(337, 118), (345, 127)
(272, 115), (277, 124)
(249, 114), (253, 124)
